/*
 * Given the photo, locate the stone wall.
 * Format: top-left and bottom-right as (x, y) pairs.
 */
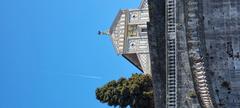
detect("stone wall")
(147, 0), (166, 108)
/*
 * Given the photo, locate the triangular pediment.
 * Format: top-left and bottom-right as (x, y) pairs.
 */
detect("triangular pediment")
(109, 10), (126, 54)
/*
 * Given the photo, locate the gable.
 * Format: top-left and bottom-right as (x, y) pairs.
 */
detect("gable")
(109, 10), (127, 54)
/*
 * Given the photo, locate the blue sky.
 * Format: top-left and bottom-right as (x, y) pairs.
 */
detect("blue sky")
(0, 0), (141, 108)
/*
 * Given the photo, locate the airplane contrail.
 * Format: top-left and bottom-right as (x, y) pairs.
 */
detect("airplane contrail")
(66, 73), (102, 80)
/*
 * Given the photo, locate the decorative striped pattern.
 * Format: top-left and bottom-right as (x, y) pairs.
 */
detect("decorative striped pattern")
(166, 0), (177, 107)
(111, 12), (126, 54)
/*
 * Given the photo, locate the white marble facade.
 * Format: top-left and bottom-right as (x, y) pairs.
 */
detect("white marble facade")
(108, 0), (151, 74)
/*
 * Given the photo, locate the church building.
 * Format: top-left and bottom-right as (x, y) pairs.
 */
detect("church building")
(101, 0), (151, 74)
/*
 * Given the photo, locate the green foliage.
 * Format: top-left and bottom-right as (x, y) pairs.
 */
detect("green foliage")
(95, 74), (154, 108)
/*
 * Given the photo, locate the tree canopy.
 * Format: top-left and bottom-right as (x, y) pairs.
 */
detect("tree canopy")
(95, 74), (154, 108)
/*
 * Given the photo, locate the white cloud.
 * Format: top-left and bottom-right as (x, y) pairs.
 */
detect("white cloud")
(66, 73), (102, 80)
